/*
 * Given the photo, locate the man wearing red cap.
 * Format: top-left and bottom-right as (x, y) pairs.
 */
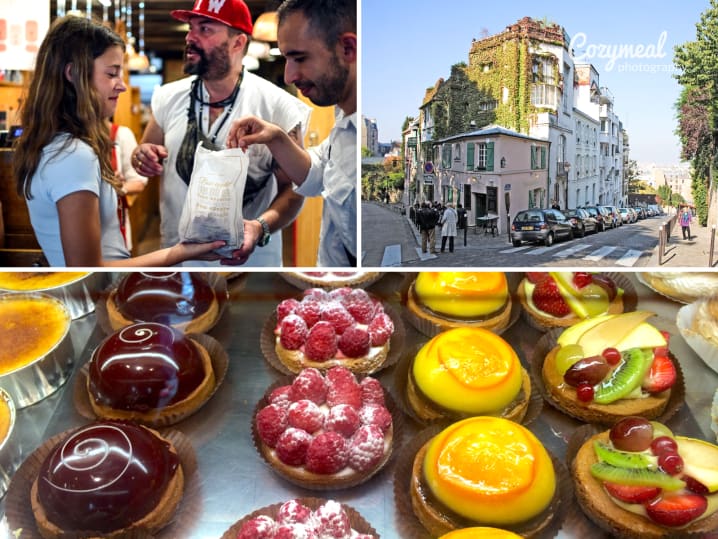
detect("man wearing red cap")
(226, 0), (357, 267)
(131, 0), (310, 267)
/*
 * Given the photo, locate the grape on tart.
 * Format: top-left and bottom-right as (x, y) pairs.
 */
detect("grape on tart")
(406, 327), (531, 423)
(540, 311), (681, 424)
(405, 272), (513, 335)
(572, 417), (718, 538)
(105, 272), (223, 334)
(230, 499), (378, 539)
(518, 271), (625, 330)
(271, 287), (395, 374)
(410, 417), (558, 537)
(253, 366), (394, 489)
(86, 322), (216, 426)
(30, 420), (184, 538)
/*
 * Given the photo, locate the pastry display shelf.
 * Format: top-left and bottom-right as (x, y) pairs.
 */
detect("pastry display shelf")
(0, 271), (716, 538)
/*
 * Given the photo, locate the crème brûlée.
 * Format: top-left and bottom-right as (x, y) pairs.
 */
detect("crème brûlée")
(0, 295), (70, 376)
(407, 327), (530, 422)
(0, 272), (89, 291)
(407, 272), (512, 334)
(411, 417), (557, 537)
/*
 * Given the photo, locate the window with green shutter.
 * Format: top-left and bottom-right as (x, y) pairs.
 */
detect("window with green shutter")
(486, 142), (494, 171)
(442, 144), (451, 168)
(466, 143), (475, 170)
(541, 146), (546, 169)
(530, 146), (536, 170)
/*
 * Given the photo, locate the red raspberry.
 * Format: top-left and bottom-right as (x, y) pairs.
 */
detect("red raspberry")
(237, 515), (277, 539)
(287, 399), (325, 433)
(348, 424), (386, 471)
(303, 288), (329, 301)
(326, 380), (363, 409)
(289, 368), (327, 404)
(277, 499), (313, 525)
(531, 276), (571, 317)
(295, 298), (322, 327)
(256, 403), (288, 447)
(268, 385), (292, 407)
(328, 287), (353, 301)
(274, 523), (315, 539)
(304, 321), (338, 362)
(305, 432), (348, 474)
(279, 314), (309, 350)
(313, 500), (351, 537)
(359, 404), (392, 432)
(342, 289), (376, 324)
(326, 366), (356, 387)
(325, 404), (361, 437)
(338, 325), (371, 358)
(525, 272), (549, 284)
(277, 298), (300, 323)
(368, 312), (394, 346)
(572, 271), (593, 289)
(360, 377), (385, 406)
(320, 301), (355, 334)
(275, 427), (312, 466)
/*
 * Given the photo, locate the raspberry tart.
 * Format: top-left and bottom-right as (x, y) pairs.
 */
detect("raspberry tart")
(269, 287), (397, 374)
(253, 366), (394, 490)
(281, 271), (382, 290)
(405, 272), (513, 336)
(539, 311), (682, 424)
(518, 271), (627, 330)
(406, 327), (532, 423)
(571, 417), (718, 538)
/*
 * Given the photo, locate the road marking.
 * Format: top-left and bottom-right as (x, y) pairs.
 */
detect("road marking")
(381, 244), (402, 266)
(414, 248), (438, 261)
(583, 245), (617, 261)
(526, 243), (567, 256)
(553, 243), (593, 258)
(499, 245), (532, 254)
(616, 249), (643, 267)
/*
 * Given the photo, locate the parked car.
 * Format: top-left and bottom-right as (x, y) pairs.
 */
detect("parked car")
(562, 208), (598, 237)
(511, 208), (574, 247)
(581, 205), (608, 232)
(601, 205), (621, 228)
(618, 207), (633, 224)
(633, 207), (646, 219)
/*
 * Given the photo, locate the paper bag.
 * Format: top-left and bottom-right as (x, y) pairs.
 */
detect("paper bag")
(178, 144), (249, 257)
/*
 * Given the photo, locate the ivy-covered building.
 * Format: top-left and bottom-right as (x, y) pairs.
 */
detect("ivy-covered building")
(409, 16), (626, 229)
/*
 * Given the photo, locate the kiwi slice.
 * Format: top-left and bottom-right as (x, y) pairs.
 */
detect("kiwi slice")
(590, 462), (686, 491)
(593, 348), (653, 404)
(593, 441), (656, 469)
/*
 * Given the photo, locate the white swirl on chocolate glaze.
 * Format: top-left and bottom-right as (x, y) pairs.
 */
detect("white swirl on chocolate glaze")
(47, 424), (133, 493)
(118, 324), (160, 344)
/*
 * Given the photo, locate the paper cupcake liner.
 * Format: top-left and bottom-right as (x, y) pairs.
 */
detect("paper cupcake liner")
(518, 272), (638, 333)
(403, 272), (523, 338)
(251, 374), (403, 491)
(530, 327), (686, 425)
(393, 426), (571, 539)
(219, 496), (380, 539)
(95, 272), (229, 336)
(392, 340), (543, 427)
(260, 300), (406, 376)
(72, 332), (229, 428)
(676, 300), (718, 375)
(5, 426), (198, 539)
(280, 272), (384, 290)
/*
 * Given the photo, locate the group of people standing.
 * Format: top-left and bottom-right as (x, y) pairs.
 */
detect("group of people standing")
(12, 0), (356, 268)
(414, 201), (467, 254)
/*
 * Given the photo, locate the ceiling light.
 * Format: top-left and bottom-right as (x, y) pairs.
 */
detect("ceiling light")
(252, 11), (278, 42)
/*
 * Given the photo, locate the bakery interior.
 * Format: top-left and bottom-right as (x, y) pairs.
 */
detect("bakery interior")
(0, 270), (716, 538)
(0, 1), (332, 267)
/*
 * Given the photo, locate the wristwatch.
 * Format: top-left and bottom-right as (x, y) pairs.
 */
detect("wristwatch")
(256, 216), (271, 247)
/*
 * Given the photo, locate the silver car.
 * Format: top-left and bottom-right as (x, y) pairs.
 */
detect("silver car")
(511, 209), (574, 247)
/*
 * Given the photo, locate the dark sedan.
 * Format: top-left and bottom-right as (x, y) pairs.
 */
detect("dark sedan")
(562, 208), (599, 237)
(511, 208), (574, 247)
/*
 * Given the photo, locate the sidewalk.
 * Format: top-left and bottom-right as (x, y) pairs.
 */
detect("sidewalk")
(644, 219), (718, 268)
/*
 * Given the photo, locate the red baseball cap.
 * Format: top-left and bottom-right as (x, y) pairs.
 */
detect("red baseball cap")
(171, 0), (254, 35)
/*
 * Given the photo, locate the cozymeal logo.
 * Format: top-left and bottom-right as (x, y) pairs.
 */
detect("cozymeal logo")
(569, 31), (677, 73)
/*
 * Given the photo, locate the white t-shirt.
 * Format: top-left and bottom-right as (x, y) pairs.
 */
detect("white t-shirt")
(151, 71), (310, 267)
(26, 134), (130, 266)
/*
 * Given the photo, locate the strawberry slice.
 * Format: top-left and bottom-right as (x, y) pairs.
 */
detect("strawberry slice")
(645, 493), (707, 527)
(531, 276), (571, 317)
(572, 271), (593, 289)
(603, 482), (661, 503)
(642, 354), (676, 393)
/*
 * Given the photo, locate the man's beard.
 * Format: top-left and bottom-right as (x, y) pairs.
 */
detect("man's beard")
(301, 56), (348, 107)
(183, 42), (232, 80)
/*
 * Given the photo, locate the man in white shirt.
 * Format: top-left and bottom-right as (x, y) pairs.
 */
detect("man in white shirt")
(226, 0), (357, 267)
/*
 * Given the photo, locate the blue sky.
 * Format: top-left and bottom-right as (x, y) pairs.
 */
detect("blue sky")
(361, 0), (709, 165)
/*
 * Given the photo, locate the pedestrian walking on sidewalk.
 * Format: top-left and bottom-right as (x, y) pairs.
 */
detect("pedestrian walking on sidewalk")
(680, 206), (692, 240)
(418, 202), (439, 254)
(440, 203), (458, 253)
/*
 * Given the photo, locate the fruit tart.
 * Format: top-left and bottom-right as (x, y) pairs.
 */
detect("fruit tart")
(438, 528), (522, 539)
(270, 287), (396, 374)
(540, 311), (682, 424)
(410, 417), (558, 537)
(638, 271), (718, 304)
(518, 271), (626, 330)
(571, 417), (718, 538)
(405, 272), (513, 336)
(253, 366), (394, 489)
(281, 271), (382, 289)
(406, 327), (531, 423)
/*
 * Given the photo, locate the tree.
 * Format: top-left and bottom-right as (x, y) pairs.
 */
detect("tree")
(657, 184), (673, 206)
(625, 160), (641, 193)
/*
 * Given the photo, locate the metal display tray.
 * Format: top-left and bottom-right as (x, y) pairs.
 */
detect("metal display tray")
(0, 271), (716, 538)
